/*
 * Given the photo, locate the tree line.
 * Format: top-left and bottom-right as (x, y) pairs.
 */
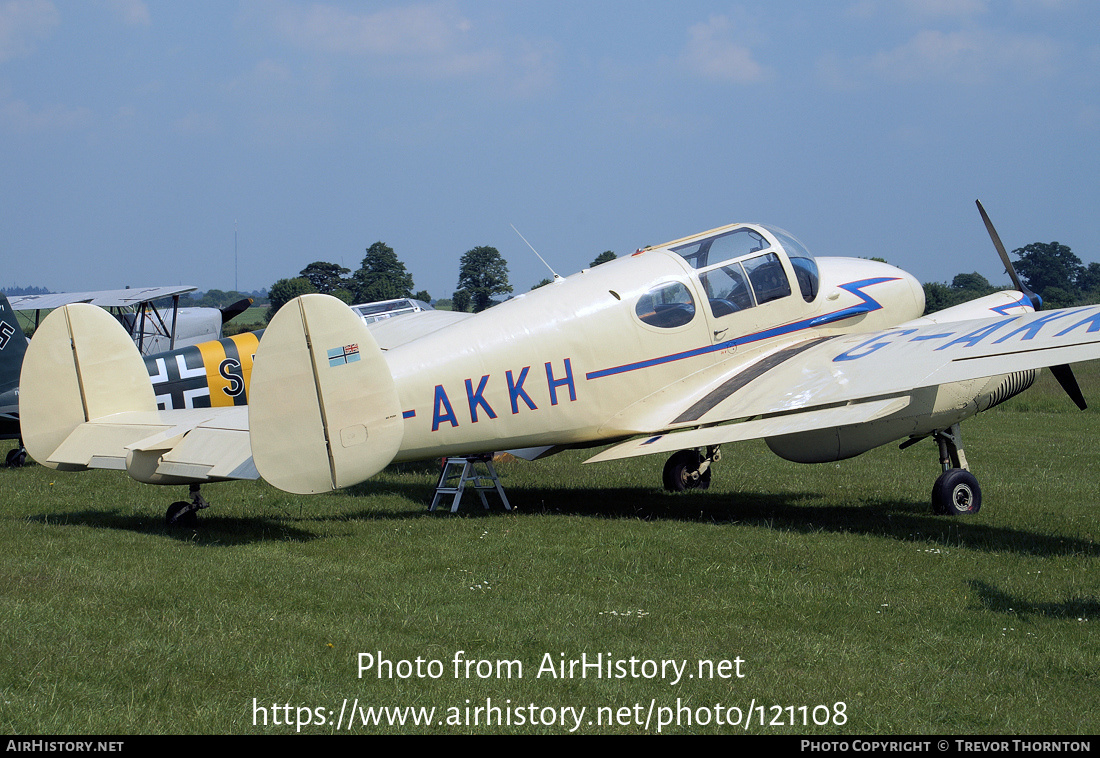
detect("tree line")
(266, 244), (620, 321)
(923, 241), (1100, 313)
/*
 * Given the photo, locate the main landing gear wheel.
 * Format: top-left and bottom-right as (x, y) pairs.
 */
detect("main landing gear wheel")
(165, 484), (211, 527)
(6, 446), (27, 468)
(663, 449), (712, 492)
(932, 468), (981, 516)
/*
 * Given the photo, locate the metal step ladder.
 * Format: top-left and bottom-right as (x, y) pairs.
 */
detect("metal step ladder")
(429, 454), (513, 513)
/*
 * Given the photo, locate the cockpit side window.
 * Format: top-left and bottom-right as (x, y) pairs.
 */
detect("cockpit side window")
(671, 228), (769, 269)
(635, 281), (696, 328)
(789, 256), (820, 303)
(762, 225), (819, 302)
(700, 263), (754, 317)
(742, 253), (792, 305)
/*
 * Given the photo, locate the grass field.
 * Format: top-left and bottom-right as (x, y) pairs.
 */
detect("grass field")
(1, 369), (1097, 734)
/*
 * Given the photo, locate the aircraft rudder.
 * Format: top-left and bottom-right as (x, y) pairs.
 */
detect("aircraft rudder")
(249, 294), (403, 494)
(21, 304), (157, 467)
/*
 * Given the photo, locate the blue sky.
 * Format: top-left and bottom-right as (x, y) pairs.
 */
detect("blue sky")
(2, 0), (1098, 299)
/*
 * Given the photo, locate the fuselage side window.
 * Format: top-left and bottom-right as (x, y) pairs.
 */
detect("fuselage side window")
(635, 281), (696, 329)
(742, 253), (792, 305)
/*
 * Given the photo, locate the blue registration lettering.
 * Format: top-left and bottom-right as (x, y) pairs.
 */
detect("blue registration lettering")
(432, 385), (459, 431)
(1055, 307), (1100, 337)
(545, 358), (577, 406)
(833, 330), (916, 362)
(507, 367), (538, 414)
(992, 311), (1073, 343)
(465, 375), (497, 423)
(935, 320), (1016, 351)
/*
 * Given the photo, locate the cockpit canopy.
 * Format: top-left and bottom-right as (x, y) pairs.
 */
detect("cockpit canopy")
(634, 223), (820, 329)
(670, 224), (819, 305)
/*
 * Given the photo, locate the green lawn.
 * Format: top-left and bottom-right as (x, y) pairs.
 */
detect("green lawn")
(1, 368), (1097, 734)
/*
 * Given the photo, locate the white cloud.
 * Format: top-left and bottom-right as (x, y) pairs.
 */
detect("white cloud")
(0, 0), (58, 61)
(0, 97), (92, 132)
(679, 15), (771, 84)
(104, 0), (150, 27)
(270, 0), (488, 76)
(868, 28), (1059, 84)
(253, 1), (555, 94)
(902, 0), (988, 19)
(847, 0), (987, 20)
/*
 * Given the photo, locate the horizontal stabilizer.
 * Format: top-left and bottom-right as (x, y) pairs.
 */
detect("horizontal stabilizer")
(249, 294), (403, 494)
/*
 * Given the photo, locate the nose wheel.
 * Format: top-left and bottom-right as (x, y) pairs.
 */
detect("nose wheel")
(929, 424), (981, 515)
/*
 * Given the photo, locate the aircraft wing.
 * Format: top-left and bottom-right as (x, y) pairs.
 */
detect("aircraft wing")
(588, 304), (1100, 463)
(8, 286), (197, 310)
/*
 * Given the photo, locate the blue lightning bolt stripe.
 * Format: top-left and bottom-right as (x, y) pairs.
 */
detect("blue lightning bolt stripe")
(989, 294), (1033, 316)
(585, 277), (898, 381)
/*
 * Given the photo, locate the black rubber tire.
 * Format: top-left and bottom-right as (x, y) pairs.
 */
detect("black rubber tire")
(165, 501), (198, 527)
(662, 450), (711, 492)
(932, 468), (981, 515)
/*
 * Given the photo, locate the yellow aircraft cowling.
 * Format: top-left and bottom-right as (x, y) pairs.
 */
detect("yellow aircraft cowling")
(248, 294), (404, 494)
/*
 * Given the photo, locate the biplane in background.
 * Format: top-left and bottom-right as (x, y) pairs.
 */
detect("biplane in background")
(0, 289), (256, 466)
(8, 285), (251, 355)
(19, 203), (1100, 523)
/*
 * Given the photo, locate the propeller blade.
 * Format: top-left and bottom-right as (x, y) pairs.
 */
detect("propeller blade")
(220, 297), (254, 325)
(1050, 364), (1088, 410)
(976, 199), (1042, 311)
(976, 201), (1085, 408)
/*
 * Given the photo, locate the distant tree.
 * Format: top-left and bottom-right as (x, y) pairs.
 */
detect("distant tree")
(922, 271), (1003, 315)
(950, 272), (994, 295)
(590, 250), (616, 267)
(434, 298), (453, 310)
(300, 261), (351, 294)
(413, 289), (432, 303)
(457, 246), (511, 312)
(266, 277), (316, 322)
(1078, 262), (1100, 304)
(351, 242), (414, 303)
(191, 289), (253, 308)
(922, 281), (954, 315)
(531, 278), (554, 290)
(451, 289), (471, 313)
(1013, 242), (1082, 303)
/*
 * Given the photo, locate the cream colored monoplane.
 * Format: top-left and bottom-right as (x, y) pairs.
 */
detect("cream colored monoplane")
(21, 203), (1100, 522)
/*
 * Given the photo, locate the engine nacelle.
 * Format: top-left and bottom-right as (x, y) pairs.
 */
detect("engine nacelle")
(765, 371), (1036, 463)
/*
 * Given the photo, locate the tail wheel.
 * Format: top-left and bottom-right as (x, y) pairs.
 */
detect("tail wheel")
(662, 450), (711, 492)
(932, 468), (981, 515)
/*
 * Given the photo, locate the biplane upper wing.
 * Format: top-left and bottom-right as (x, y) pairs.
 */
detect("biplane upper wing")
(8, 286), (197, 311)
(587, 304), (1100, 463)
